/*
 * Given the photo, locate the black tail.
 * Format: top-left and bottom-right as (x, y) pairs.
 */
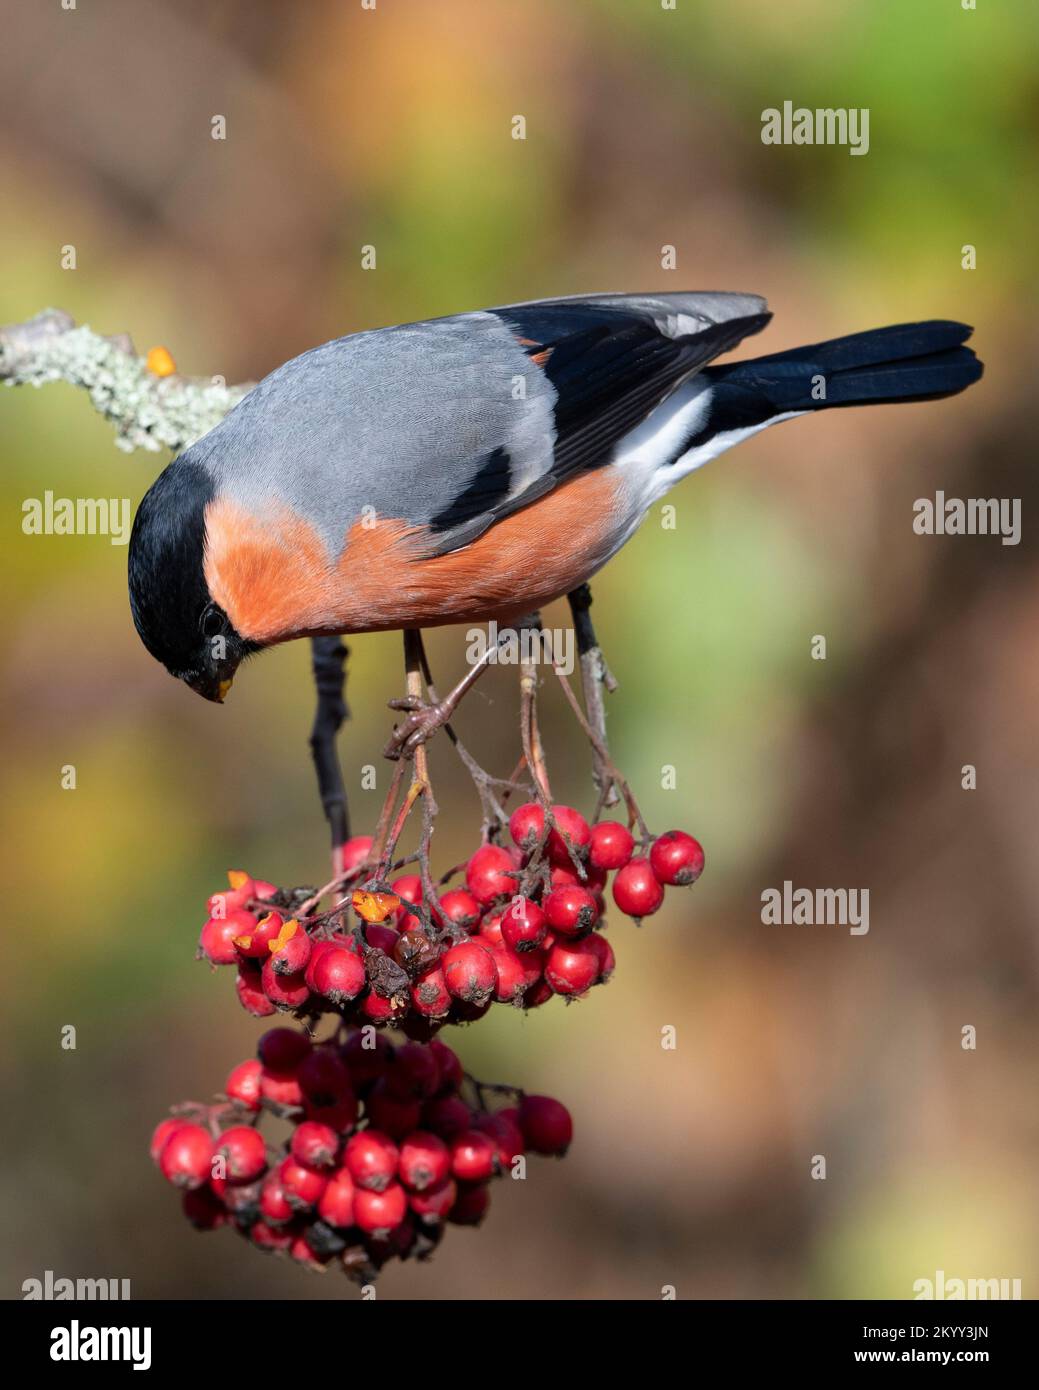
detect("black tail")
(695, 321), (982, 437)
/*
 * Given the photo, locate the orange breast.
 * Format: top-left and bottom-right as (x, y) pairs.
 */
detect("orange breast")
(204, 467), (632, 644)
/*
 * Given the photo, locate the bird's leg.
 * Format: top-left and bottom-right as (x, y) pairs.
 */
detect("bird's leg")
(383, 627), (501, 761)
(567, 583), (619, 809)
(518, 612), (552, 803)
(308, 635), (350, 876)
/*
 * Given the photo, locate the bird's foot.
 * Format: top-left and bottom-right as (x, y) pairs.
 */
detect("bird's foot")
(383, 694), (452, 760)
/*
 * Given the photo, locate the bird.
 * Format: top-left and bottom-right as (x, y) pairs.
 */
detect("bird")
(128, 290), (982, 716)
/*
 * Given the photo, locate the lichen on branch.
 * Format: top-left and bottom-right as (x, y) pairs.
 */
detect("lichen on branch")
(0, 308), (251, 454)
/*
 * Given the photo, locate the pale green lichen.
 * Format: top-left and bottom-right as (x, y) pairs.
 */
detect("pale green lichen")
(1, 311), (250, 454)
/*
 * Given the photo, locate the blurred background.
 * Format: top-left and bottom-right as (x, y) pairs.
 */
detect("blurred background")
(2, 0), (1037, 1300)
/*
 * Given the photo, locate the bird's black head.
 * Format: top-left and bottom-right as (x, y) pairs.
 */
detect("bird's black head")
(128, 455), (256, 702)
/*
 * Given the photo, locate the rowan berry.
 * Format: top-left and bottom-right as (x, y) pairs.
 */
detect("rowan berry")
(159, 1123), (214, 1190)
(317, 1168), (356, 1228)
(546, 805), (592, 866)
(465, 844), (518, 905)
(291, 1121), (340, 1169)
(612, 857), (665, 919)
(588, 820), (635, 871)
(225, 1058), (263, 1111)
(442, 939), (497, 1006)
(500, 896), (547, 952)
(545, 938), (600, 996)
(518, 1095), (572, 1156)
(438, 888), (481, 930)
(448, 1181), (490, 1226)
(354, 1183), (407, 1236)
(399, 1131), (451, 1191)
(449, 1129), (498, 1182)
(343, 1129), (399, 1191)
(217, 1125), (268, 1184)
(649, 830), (705, 886)
(543, 884), (599, 937)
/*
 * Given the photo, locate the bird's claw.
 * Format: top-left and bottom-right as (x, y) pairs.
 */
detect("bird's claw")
(383, 698), (450, 760)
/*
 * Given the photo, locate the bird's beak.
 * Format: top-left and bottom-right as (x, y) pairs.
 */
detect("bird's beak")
(188, 672), (235, 703)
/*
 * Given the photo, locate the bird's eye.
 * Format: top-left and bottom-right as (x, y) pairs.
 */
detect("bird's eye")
(201, 605), (225, 638)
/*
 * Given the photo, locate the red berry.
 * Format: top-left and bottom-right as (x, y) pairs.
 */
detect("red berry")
(391, 874), (424, 928)
(159, 1123), (214, 1189)
(465, 844), (517, 905)
(354, 1182), (407, 1236)
(260, 957), (310, 1010)
(543, 884), (600, 937)
(216, 1125), (268, 1183)
(448, 1182), (490, 1226)
(298, 1047), (353, 1106)
(588, 820), (635, 871)
(290, 1230), (331, 1269)
(225, 1058), (263, 1111)
(340, 835), (373, 872)
(429, 1039), (463, 1094)
(508, 802), (544, 851)
(437, 889), (481, 930)
(612, 857), (665, 919)
(344, 1129), (399, 1191)
(399, 1131), (451, 1192)
(231, 910), (284, 960)
(518, 1095), (572, 1156)
(479, 910), (505, 946)
(385, 1042), (440, 1101)
(258, 1029), (312, 1072)
(489, 944), (544, 1004)
(422, 1094), (472, 1138)
(365, 922), (399, 952)
(308, 944), (366, 1004)
(277, 1156), (328, 1210)
(304, 1096), (359, 1133)
(449, 1129), (498, 1182)
(410, 963), (452, 1020)
(360, 989), (404, 1024)
(474, 1112), (526, 1169)
(259, 1173), (294, 1225)
(182, 1186), (227, 1231)
(500, 896), (547, 952)
(442, 939), (497, 1006)
(545, 938), (600, 996)
(522, 976), (554, 1009)
(207, 871), (254, 917)
(199, 909), (254, 965)
(317, 1168), (356, 1227)
(546, 805), (592, 866)
(150, 1117), (186, 1163)
(291, 1121), (340, 1169)
(586, 931), (615, 983)
(366, 1079), (422, 1139)
(649, 830), (705, 886)
(341, 1029), (394, 1089)
(408, 1178), (457, 1225)
(235, 961), (276, 1018)
(268, 922), (312, 976)
(249, 1219), (293, 1252)
(260, 1065), (304, 1108)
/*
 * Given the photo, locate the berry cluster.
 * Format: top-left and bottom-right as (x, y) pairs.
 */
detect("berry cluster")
(198, 810), (703, 1029)
(151, 1026), (571, 1282)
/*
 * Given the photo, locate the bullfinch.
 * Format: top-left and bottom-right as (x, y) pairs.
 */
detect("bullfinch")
(128, 291), (982, 703)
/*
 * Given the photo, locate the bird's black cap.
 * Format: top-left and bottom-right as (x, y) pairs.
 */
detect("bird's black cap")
(128, 455), (255, 700)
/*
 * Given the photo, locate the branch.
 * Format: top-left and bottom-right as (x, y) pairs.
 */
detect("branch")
(0, 308), (252, 455)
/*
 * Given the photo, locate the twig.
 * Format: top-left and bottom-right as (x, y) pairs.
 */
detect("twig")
(0, 308), (252, 454)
